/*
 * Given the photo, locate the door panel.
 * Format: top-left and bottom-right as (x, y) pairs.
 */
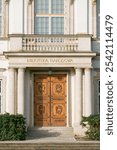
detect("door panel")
(34, 74), (67, 126)
(51, 75), (66, 126)
(34, 75), (50, 126)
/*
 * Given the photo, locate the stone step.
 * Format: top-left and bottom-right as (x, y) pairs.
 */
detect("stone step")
(0, 142), (100, 150)
(27, 127), (74, 140)
(28, 127), (73, 131)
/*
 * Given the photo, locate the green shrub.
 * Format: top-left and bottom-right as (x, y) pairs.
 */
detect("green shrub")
(81, 114), (100, 140)
(0, 113), (26, 141)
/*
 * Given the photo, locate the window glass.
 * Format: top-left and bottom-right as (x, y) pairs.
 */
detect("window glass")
(34, 0), (64, 34)
(35, 0), (49, 14)
(35, 17), (49, 34)
(51, 17), (64, 34)
(51, 0), (64, 14)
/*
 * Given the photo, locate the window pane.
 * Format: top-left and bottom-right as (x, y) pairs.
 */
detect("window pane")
(35, 17), (49, 34)
(51, 0), (64, 14)
(35, 0), (49, 14)
(51, 17), (64, 34)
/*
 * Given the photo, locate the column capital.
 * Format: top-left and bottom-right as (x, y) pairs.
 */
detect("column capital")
(85, 67), (91, 70)
(74, 67), (83, 73)
(4, 0), (10, 4)
(74, 67), (82, 70)
(8, 68), (15, 72)
(28, 0), (34, 5)
(92, 0), (96, 5)
(18, 68), (25, 71)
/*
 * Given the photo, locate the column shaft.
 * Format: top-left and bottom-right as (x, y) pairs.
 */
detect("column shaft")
(17, 68), (25, 115)
(7, 68), (15, 114)
(84, 68), (92, 116)
(74, 68), (82, 127)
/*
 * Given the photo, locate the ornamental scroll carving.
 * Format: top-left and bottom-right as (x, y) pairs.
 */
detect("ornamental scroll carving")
(38, 83), (46, 94)
(56, 84), (62, 94)
(38, 105), (45, 115)
(56, 105), (63, 115)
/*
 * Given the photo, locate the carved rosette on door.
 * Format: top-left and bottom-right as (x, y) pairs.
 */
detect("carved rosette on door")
(34, 74), (67, 126)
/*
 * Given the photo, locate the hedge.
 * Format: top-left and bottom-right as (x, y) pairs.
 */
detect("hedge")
(81, 114), (100, 140)
(0, 113), (26, 141)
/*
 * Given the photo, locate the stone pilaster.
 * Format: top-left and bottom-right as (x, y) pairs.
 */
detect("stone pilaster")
(6, 68), (15, 114)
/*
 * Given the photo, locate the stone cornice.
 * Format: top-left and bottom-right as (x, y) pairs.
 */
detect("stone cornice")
(3, 52), (96, 58)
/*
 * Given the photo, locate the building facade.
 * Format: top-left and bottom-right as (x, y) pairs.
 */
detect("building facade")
(0, 0), (100, 135)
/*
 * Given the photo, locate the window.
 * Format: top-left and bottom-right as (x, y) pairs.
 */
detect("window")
(0, 80), (2, 113)
(0, 0), (2, 36)
(34, 0), (64, 34)
(94, 79), (100, 114)
(96, 0), (100, 37)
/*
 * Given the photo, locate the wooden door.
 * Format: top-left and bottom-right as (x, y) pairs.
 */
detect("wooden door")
(34, 75), (51, 126)
(34, 74), (66, 126)
(51, 75), (67, 126)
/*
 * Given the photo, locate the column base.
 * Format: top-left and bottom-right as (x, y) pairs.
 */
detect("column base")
(73, 124), (86, 137)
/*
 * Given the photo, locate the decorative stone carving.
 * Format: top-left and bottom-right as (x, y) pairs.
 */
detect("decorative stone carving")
(70, 0), (74, 5)
(22, 35), (79, 52)
(28, 0), (34, 5)
(4, 0), (9, 3)
(92, 0), (96, 4)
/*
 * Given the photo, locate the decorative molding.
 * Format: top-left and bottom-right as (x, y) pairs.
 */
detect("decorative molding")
(28, 0), (34, 5)
(70, 0), (74, 5)
(92, 0), (96, 4)
(4, 0), (9, 3)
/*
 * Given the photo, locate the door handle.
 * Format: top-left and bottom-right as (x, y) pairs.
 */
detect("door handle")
(51, 96), (53, 101)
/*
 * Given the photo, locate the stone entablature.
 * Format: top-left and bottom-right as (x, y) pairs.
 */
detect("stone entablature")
(4, 52), (96, 68)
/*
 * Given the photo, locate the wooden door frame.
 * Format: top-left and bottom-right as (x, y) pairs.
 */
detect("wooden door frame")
(31, 71), (70, 127)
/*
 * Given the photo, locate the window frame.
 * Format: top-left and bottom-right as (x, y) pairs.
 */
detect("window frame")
(94, 78), (100, 114)
(34, 0), (65, 35)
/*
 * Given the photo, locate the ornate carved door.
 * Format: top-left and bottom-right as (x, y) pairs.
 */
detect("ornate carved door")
(34, 74), (67, 126)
